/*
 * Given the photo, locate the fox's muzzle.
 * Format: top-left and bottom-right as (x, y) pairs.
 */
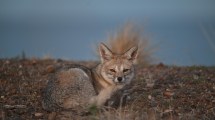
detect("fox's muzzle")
(114, 76), (125, 83)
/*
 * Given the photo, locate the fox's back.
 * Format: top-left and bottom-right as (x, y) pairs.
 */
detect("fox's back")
(42, 65), (96, 112)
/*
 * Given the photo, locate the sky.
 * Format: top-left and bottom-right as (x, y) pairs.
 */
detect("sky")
(0, 0), (215, 66)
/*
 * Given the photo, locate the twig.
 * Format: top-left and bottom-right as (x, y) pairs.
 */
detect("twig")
(3, 105), (27, 109)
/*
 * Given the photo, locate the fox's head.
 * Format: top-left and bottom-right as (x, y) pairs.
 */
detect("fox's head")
(99, 43), (138, 85)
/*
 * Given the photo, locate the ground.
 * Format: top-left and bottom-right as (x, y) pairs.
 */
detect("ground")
(0, 59), (215, 120)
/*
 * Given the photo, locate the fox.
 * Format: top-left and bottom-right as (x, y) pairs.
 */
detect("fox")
(89, 43), (138, 107)
(42, 24), (142, 120)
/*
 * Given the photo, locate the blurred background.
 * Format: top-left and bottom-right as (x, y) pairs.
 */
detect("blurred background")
(0, 0), (215, 66)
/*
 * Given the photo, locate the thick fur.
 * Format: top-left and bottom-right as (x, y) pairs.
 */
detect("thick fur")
(106, 23), (151, 64)
(42, 65), (96, 111)
(42, 65), (96, 120)
(42, 25), (140, 120)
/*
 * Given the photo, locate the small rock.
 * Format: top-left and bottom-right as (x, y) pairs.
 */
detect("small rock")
(5, 60), (10, 64)
(46, 65), (55, 73)
(146, 82), (155, 88)
(19, 65), (23, 68)
(35, 112), (43, 117)
(163, 89), (174, 97)
(148, 95), (152, 100)
(163, 109), (173, 113)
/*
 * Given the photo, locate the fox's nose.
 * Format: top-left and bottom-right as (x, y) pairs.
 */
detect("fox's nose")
(117, 77), (123, 82)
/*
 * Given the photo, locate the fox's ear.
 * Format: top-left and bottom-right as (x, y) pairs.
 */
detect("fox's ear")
(124, 46), (138, 64)
(99, 43), (113, 62)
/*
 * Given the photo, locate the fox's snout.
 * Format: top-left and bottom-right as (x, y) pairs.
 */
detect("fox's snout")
(114, 70), (125, 83)
(117, 77), (123, 82)
(114, 76), (124, 83)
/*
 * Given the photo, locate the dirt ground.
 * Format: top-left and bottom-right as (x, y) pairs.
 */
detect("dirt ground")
(0, 59), (215, 120)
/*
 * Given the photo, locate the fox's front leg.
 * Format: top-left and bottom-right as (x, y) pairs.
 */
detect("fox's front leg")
(90, 87), (113, 107)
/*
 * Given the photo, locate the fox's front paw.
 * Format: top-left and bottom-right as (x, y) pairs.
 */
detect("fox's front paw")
(89, 96), (107, 108)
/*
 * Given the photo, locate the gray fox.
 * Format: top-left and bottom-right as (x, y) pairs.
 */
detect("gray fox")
(42, 24), (141, 120)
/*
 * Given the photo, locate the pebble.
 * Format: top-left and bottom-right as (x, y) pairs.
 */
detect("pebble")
(46, 65), (55, 73)
(35, 112), (43, 117)
(163, 90), (175, 97)
(148, 95), (152, 100)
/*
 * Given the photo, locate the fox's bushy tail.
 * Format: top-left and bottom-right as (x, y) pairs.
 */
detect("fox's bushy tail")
(105, 23), (153, 65)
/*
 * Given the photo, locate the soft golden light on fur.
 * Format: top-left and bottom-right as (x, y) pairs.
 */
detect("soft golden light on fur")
(105, 23), (153, 65)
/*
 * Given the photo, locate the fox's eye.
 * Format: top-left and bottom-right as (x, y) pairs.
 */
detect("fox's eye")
(109, 69), (116, 73)
(123, 69), (130, 73)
